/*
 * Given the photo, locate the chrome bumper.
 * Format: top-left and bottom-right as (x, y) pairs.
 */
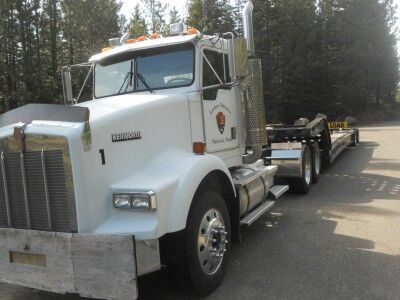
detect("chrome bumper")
(0, 228), (161, 300)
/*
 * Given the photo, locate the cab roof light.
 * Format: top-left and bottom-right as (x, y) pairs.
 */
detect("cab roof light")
(102, 47), (112, 53)
(149, 33), (161, 39)
(186, 27), (200, 35)
(136, 36), (147, 42)
(127, 38), (137, 44)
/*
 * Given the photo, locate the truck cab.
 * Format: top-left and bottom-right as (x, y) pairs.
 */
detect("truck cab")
(87, 31), (247, 168)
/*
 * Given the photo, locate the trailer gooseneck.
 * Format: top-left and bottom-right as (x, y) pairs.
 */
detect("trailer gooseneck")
(0, 1), (358, 299)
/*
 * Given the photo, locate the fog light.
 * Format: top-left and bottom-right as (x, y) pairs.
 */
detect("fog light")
(113, 191), (156, 211)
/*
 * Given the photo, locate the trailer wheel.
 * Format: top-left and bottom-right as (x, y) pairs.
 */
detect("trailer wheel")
(166, 190), (231, 296)
(311, 142), (321, 183)
(291, 145), (312, 194)
(351, 133), (357, 147)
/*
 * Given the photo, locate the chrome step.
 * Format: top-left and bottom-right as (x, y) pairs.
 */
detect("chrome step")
(240, 200), (275, 226)
(269, 185), (289, 199)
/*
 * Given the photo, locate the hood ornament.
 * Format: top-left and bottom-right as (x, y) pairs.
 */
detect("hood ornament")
(13, 125), (26, 152)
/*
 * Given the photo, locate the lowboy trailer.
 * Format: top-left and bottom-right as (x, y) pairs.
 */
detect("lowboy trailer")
(0, 1), (358, 299)
(265, 117), (359, 193)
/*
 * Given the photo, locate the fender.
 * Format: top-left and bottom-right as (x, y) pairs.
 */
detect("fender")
(97, 149), (236, 240)
(165, 153), (236, 233)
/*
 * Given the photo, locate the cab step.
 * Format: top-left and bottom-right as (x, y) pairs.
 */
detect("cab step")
(240, 185), (288, 226)
(240, 200), (275, 226)
(269, 185), (289, 199)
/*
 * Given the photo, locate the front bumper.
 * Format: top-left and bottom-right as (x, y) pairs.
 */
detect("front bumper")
(0, 228), (161, 300)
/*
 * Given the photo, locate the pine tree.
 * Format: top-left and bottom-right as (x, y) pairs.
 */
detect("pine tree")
(0, 0), (398, 120)
(169, 6), (180, 24)
(128, 4), (148, 37)
(233, 0), (246, 36)
(141, 0), (168, 34)
(0, 0), (20, 110)
(186, 0), (236, 34)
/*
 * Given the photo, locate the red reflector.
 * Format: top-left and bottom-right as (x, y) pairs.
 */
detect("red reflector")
(193, 142), (206, 155)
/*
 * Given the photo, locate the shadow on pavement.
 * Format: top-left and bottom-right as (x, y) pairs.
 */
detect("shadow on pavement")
(135, 138), (400, 299)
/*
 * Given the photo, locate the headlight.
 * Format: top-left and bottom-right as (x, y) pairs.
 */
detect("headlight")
(113, 191), (156, 211)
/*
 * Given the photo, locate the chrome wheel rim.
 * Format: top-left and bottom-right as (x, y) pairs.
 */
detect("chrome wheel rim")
(197, 208), (228, 275)
(304, 151), (312, 185)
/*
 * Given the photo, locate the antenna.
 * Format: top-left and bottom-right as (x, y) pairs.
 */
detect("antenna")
(201, 0), (207, 32)
(120, 32), (129, 45)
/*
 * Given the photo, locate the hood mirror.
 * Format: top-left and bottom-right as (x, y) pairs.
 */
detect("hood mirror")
(61, 68), (75, 105)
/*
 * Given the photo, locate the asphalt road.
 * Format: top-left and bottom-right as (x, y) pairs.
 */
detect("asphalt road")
(1, 121), (400, 300)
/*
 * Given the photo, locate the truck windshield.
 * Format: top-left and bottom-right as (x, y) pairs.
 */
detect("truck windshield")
(94, 44), (195, 98)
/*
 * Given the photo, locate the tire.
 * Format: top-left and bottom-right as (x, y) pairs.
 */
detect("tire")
(351, 129), (360, 147)
(310, 142), (321, 184)
(165, 190), (231, 296)
(291, 145), (312, 194)
(351, 133), (357, 147)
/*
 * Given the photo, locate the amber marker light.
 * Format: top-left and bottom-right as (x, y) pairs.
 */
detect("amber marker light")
(193, 142), (206, 155)
(102, 47), (111, 53)
(186, 27), (199, 35)
(136, 36), (147, 42)
(127, 38), (137, 44)
(149, 33), (161, 39)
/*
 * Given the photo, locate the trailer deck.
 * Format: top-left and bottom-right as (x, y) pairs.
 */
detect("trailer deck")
(266, 117), (358, 165)
(329, 130), (354, 163)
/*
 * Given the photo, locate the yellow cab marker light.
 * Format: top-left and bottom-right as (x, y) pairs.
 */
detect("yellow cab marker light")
(127, 38), (137, 44)
(186, 27), (199, 35)
(149, 33), (161, 39)
(136, 36), (147, 42)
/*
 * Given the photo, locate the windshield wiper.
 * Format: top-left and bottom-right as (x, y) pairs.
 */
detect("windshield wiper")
(117, 61), (134, 95)
(136, 72), (154, 94)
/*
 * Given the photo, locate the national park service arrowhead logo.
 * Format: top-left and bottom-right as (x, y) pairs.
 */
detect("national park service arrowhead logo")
(216, 112), (225, 134)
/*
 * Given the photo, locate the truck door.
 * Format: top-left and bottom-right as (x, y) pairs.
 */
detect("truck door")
(202, 48), (240, 153)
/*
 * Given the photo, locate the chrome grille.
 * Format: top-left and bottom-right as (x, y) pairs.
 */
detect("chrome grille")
(0, 149), (74, 232)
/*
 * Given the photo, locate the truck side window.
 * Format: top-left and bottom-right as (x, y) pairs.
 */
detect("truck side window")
(202, 50), (230, 100)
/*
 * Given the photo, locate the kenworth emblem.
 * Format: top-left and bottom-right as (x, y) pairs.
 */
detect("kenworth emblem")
(112, 131), (142, 143)
(216, 112), (225, 134)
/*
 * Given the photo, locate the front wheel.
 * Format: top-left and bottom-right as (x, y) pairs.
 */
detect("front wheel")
(166, 190), (231, 296)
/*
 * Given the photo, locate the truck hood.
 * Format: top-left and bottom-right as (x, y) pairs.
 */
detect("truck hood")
(0, 103), (89, 129)
(76, 93), (174, 122)
(0, 93), (183, 133)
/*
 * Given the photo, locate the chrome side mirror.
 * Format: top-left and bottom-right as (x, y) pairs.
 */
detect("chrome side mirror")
(61, 68), (74, 104)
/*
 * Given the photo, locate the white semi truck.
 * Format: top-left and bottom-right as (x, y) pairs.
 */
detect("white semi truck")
(0, 1), (358, 299)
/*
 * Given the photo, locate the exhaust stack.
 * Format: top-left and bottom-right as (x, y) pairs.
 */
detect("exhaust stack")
(242, 1), (255, 57)
(241, 0), (267, 164)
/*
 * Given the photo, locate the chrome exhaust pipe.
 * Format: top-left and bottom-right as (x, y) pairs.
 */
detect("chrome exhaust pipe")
(242, 0), (255, 57)
(241, 0), (267, 165)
